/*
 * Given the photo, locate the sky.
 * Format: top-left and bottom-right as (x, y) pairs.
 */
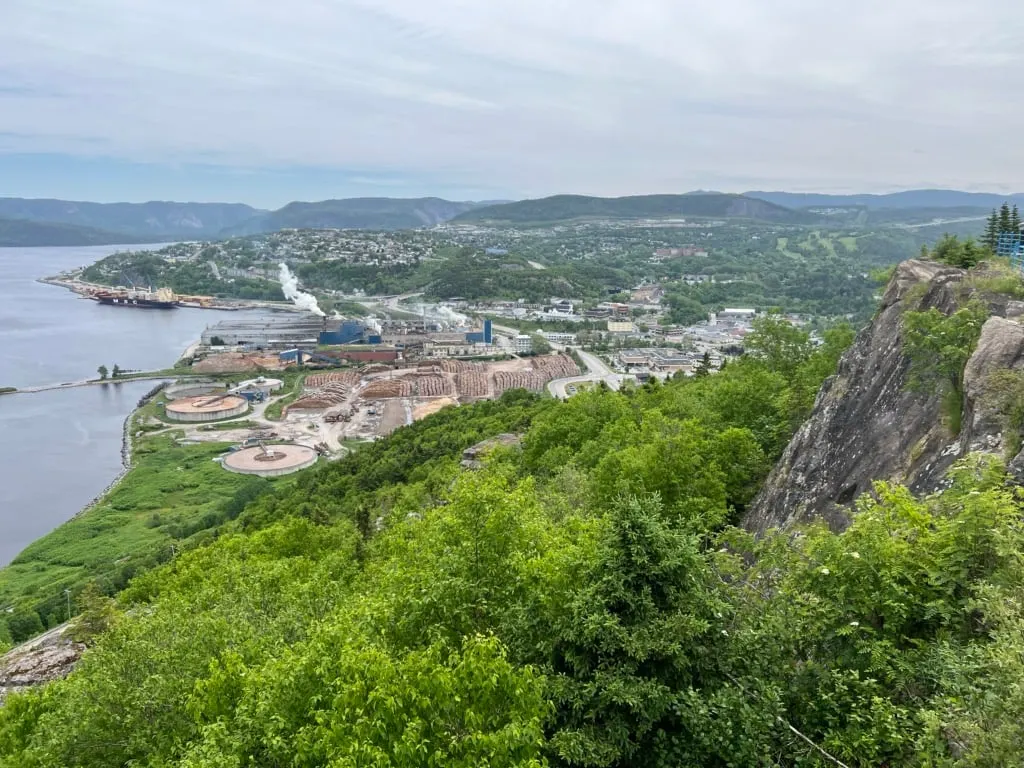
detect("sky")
(2, 0), (1023, 208)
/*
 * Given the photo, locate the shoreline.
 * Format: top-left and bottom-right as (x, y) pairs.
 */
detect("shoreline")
(36, 274), (305, 314)
(73, 382), (167, 520)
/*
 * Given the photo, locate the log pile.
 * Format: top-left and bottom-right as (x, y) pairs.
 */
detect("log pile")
(305, 371), (360, 389)
(532, 354), (580, 380)
(361, 379), (414, 399)
(494, 370), (547, 394)
(455, 371), (489, 398)
(414, 375), (454, 397)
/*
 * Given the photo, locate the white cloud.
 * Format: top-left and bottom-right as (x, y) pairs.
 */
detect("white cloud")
(2, 0), (1023, 197)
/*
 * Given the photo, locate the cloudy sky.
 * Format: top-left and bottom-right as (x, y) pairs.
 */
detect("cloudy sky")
(2, 0), (1022, 207)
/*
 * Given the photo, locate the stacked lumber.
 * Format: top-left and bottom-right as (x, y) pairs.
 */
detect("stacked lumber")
(360, 379), (413, 399)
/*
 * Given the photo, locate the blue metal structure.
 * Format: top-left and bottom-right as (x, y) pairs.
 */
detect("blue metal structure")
(997, 232), (1024, 270)
(319, 320), (367, 345)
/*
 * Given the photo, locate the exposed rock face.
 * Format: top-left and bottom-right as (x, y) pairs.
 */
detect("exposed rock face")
(461, 433), (522, 470)
(744, 260), (1024, 535)
(0, 623), (85, 704)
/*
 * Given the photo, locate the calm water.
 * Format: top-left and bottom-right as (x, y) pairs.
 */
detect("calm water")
(0, 245), (253, 565)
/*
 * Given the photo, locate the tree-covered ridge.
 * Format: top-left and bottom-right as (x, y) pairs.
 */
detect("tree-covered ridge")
(452, 193), (819, 225)
(3, 315), (1024, 766)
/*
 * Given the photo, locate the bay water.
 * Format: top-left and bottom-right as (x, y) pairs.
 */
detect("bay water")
(0, 245), (255, 565)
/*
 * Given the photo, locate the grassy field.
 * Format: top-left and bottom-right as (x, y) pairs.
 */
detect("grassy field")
(0, 433), (299, 638)
(264, 373), (308, 421)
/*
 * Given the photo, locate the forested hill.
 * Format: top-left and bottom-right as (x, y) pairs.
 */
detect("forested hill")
(0, 216), (144, 247)
(746, 189), (1024, 210)
(222, 197), (492, 235)
(452, 193), (819, 224)
(7, 290), (1024, 764)
(0, 198), (262, 241)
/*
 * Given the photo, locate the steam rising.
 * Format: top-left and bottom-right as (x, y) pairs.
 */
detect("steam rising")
(365, 316), (383, 334)
(278, 263), (324, 316)
(413, 303), (470, 327)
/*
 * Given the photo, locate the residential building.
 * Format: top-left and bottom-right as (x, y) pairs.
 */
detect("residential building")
(514, 334), (533, 354)
(541, 331), (577, 345)
(607, 320), (636, 334)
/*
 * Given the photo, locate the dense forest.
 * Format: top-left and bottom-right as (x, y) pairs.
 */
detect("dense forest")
(451, 193), (819, 225)
(4, 313), (1024, 766)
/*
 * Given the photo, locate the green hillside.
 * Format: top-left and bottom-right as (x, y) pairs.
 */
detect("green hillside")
(222, 197), (490, 235)
(452, 193), (820, 225)
(0, 216), (146, 247)
(5, 315), (1024, 765)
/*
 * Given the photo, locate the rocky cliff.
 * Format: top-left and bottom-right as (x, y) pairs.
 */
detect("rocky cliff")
(744, 259), (1024, 534)
(0, 624), (84, 705)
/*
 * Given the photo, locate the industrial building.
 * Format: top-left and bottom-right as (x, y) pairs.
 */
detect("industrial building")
(202, 313), (325, 349)
(514, 335), (533, 354)
(230, 377), (284, 401)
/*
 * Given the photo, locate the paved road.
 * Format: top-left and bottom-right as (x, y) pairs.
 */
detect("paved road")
(547, 348), (622, 398)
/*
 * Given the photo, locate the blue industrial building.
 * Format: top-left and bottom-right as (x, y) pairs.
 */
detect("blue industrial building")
(464, 319), (492, 345)
(319, 320), (367, 346)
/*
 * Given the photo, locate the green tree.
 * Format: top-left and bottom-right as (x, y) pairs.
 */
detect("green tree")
(111, 364), (122, 379)
(1011, 204), (1021, 234)
(531, 334), (553, 355)
(902, 301), (988, 432)
(983, 209), (999, 249)
(694, 351), (712, 377)
(544, 495), (726, 767)
(999, 202), (1012, 233)
(744, 313), (814, 378)
(932, 234), (984, 269)
(5, 609), (43, 644)
(96, 365), (108, 381)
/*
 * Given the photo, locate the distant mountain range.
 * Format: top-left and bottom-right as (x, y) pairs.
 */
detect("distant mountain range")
(0, 199), (262, 243)
(452, 193), (818, 225)
(0, 216), (139, 248)
(0, 196), (499, 246)
(2, 189), (1022, 247)
(745, 190), (1024, 210)
(223, 197), (492, 236)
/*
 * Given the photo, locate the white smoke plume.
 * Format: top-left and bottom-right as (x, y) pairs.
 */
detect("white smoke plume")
(278, 263), (324, 316)
(365, 316), (383, 334)
(438, 305), (470, 326)
(413, 303), (469, 328)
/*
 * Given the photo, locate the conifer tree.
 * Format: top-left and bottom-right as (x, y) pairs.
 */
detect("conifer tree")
(1011, 204), (1021, 233)
(999, 202), (1012, 233)
(983, 209), (999, 249)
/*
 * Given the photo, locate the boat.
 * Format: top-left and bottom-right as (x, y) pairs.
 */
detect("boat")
(91, 287), (180, 309)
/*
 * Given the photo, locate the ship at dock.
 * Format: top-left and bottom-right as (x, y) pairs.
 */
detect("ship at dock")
(90, 287), (181, 309)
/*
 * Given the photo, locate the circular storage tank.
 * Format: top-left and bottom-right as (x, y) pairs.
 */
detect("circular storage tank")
(222, 444), (318, 477)
(165, 394), (248, 422)
(165, 381), (228, 400)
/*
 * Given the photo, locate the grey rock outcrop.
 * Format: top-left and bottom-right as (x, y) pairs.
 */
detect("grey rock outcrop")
(0, 623), (85, 705)
(744, 260), (1024, 535)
